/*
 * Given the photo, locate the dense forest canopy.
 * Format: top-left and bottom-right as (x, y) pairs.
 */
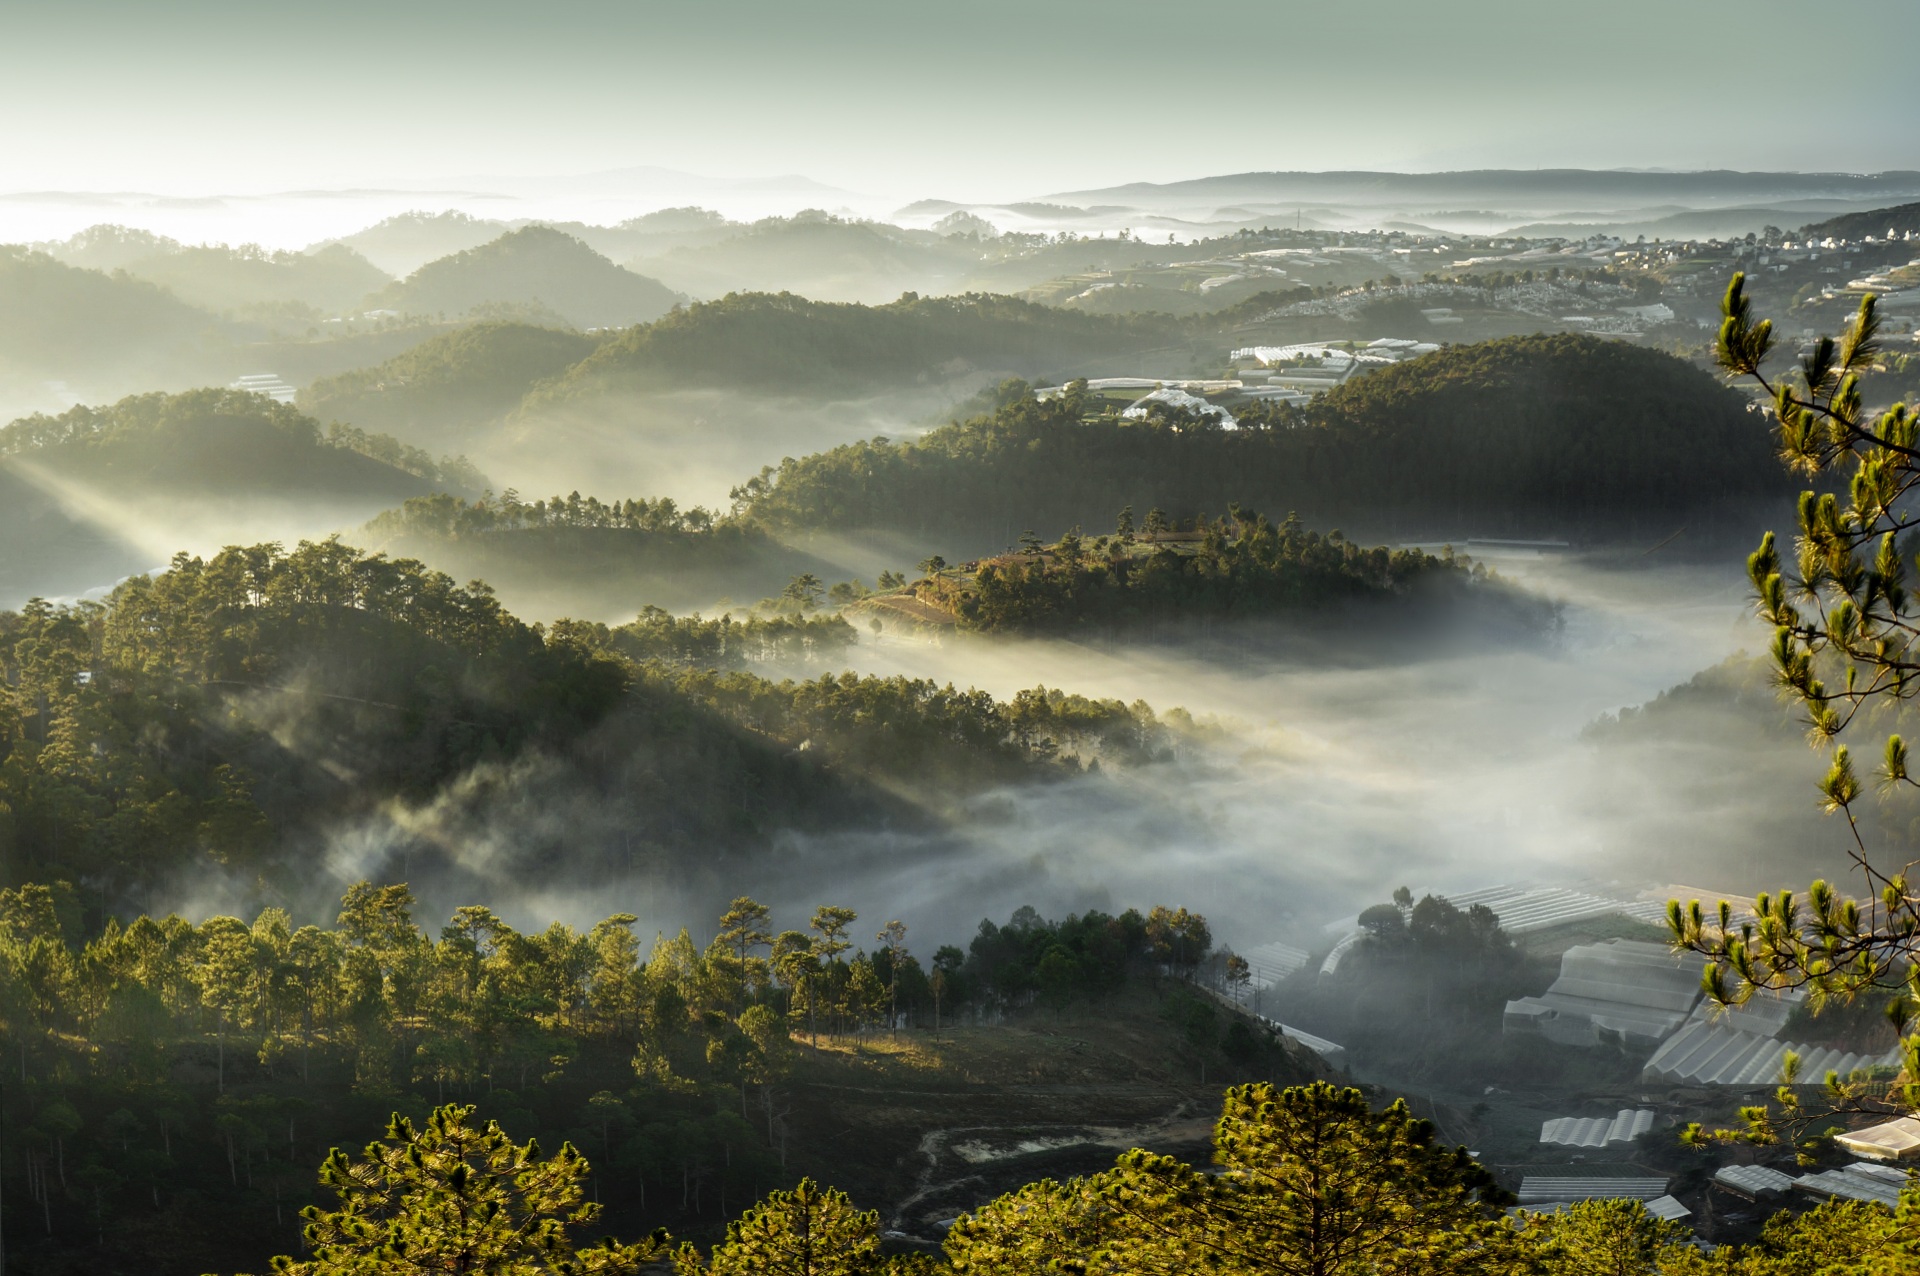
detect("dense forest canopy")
(358, 491), (836, 619)
(523, 291), (1187, 404)
(898, 509), (1554, 636)
(0, 878), (1250, 1273)
(297, 322), (603, 436)
(38, 227), (393, 317)
(0, 247), (215, 378)
(368, 227), (684, 329)
(0, 538), (1187, 910)
(0, 389), (485, 495)
(735, 335), (1781, 545)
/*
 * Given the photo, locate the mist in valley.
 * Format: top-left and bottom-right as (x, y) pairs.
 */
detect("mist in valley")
(158, 544), (1851, 970)
(12, 6), (1920, 1263)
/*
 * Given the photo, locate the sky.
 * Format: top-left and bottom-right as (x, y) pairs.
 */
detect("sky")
(4, 0), (1918, 208)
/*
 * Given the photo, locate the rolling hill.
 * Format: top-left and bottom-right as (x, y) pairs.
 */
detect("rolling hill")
(736, 334), (1783, 548)
(524, 290), (1187, 405)
(1800, 201), (1920, 241)
(319, 210), (514, 276)
(0, 389), (470, 604)
(368, 226), (684, 328)
(628, 214), (983, 303)
(299, 321), (603, 437)
(42, 225), (391, 315)
(359, 491), (842, 619)
(0, 246), (217, 381)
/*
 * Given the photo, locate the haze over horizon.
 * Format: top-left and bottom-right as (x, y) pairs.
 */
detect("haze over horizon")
(7, 0), (1916, 207)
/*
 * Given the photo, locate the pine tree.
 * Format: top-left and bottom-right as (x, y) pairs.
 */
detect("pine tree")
(1096, 1081), (1514, 1276)
(268, 1104), (666, 1276)
(680, 1178), (880, 1276)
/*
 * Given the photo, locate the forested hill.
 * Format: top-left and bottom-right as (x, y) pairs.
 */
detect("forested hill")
(1800, 200), (1920, 240)
(42, 225), (392, 315)
(0, 390), (488, 606)
(368, 226), (684, 328)
(522, 291), (1187, 404)
(0, 539), (1182, 913)
(299, 321), (604, 437)
(0, 245), (217, 380)
(0, 388), (483, 497)
(896, 513), (1557, 638)
(736, 334), (1780, 546)
(359, 490), (840, 617)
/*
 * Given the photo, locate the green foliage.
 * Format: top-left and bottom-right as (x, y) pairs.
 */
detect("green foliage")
(0, 538), (1177, 897)
(528, 292), (1182, 404)
(64, 236), (391, 318)
(736, 336), (1772, 545)
(0, 245), (213, 376)
(1275, 891), (1532, 1086)
(369, 227), (682, 329)
(1, 388), (481, 492)
(1516, 1199), (1693, 1276)
(930, 510), (1546, 635)
(299, 322), (602, 435)
(365, 490), (724, 539)
(678, 1178), (879, 1276)
(271, 1103), (667, 1276)
(949, 1081), (1514, 1276)
(1671, 280), (1920, 1143)
(552, 607), (856, 670)
(961, 904), (1163, 1010)
(945, 1177), (1112, 1276)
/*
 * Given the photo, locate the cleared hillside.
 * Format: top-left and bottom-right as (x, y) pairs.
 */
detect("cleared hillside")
(369, 226), (683, 328)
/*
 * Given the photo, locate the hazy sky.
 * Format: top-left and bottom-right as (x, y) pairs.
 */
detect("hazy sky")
(5, 0), (1917, 203)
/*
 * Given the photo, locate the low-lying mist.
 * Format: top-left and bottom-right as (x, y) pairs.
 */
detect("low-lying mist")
(465, 384), (969, 513)
(147, 550), (1861, 964)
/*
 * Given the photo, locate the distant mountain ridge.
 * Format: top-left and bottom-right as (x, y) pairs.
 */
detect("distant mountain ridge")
(1046, 169), (1920, 213)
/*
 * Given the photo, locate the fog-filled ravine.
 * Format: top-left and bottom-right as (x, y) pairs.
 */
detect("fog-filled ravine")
(14, 24), (1920, 1261)
(374, 552), (1821, 952)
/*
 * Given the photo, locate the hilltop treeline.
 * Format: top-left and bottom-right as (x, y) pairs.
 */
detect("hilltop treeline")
(0, 539), (1184, 905)
(365, 489), (728, 538)
(0, 884), (1234, 1271)
(737, 335), (1778, 544)
(917, 509), (1553, 635)
(525, 291), (1186, 403)
(358, 491), (835, 618)
(367, 226), (683, 329)
(2, 388), (485, 494)
(298, 321), (603, 436)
